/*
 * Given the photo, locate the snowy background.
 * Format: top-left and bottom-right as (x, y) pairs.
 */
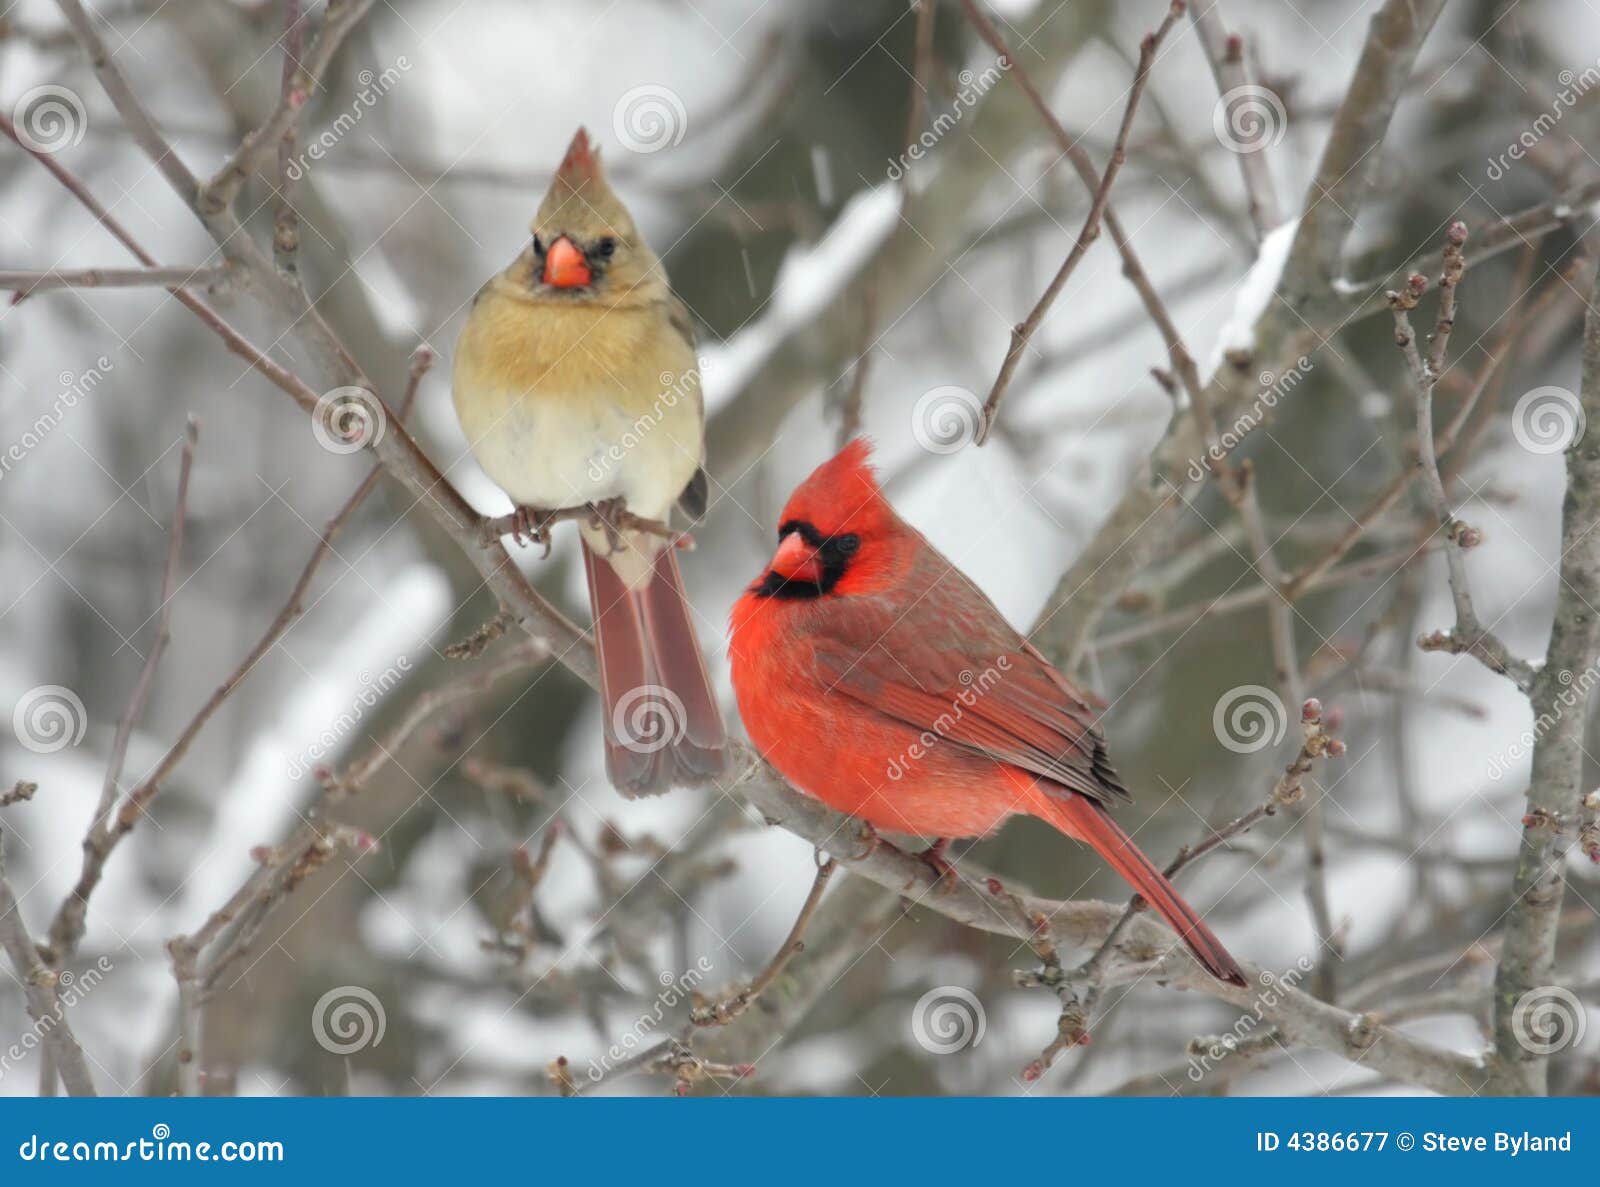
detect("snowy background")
(1, 0), (1598, 1096)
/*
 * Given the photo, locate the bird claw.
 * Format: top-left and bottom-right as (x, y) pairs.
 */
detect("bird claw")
(509, 506), (556, 557)
(920, 838), (959, 896)
(848, 820), (882, 862)
(587, 497), (627, 551)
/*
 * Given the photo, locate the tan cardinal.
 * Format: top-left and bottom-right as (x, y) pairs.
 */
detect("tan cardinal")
(452, 128), (724, 794)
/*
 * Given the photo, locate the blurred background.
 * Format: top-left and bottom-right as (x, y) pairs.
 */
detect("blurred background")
(1, 0), (1598, 1096)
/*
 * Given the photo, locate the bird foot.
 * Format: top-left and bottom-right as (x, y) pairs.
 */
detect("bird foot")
(920, 838), (959, 896)
(587, 497), (628, 552)
(502, 506), (557, 557)
(848, 820), (882, 862)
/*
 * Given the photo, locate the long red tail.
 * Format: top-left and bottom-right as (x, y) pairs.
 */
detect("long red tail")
(1044, 793), (1246, 986)
(583, 542), (725, 795)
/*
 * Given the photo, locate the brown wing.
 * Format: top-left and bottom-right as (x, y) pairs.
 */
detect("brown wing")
(810, 546), (1130, 808)
(663, 293), (709, 523)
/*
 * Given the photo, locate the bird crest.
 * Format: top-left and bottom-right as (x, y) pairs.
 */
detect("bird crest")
(779, 438), (892, 538)
(535, 127), (631, 236)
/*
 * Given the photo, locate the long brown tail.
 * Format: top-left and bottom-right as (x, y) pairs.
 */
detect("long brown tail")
(1044, 793), (1246, 986)
(583, 541), (725, 796)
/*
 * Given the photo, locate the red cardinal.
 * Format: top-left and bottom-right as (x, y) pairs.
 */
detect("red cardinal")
(729, 440), (1245, 986)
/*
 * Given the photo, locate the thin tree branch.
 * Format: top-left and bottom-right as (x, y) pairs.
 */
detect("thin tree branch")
(1189, 1), (1284, 235)
(1488, 261), (1600, 1094)
(976, 0), (1185, 441)
(0, 831), (96, 1096)
(39, 420), (195, 970)
(1, 265), (226, 298)
(1390, 225), (1537, 692)
(691, 855), (837, 1027)
(197, 0), (377, 214)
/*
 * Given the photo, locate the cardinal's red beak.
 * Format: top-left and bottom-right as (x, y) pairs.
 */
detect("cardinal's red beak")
(543, 236), (592, 288)
(770, 531), (822, 584)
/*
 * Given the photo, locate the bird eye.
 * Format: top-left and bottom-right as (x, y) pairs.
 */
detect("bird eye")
(597, 237), (617, 258)
(833, 534), (860, 556)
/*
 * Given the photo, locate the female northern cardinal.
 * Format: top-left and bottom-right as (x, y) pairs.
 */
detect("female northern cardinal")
(453, 128), (723, 794)
(729, 440), (1245, 985)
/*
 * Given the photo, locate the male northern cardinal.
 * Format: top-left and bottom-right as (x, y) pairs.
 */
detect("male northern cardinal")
(729, 440), (1245, 985)
(453, 128), (723, 794)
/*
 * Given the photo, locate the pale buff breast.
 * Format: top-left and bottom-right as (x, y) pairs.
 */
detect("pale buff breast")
(452, 288), (704, 521)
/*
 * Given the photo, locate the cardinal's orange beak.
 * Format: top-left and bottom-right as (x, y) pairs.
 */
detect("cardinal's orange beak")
(770, 531), (822, 584)
(543, 236), (592, 288)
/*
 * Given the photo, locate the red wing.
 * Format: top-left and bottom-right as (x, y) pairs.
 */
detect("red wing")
(812, 636), (1139, 812)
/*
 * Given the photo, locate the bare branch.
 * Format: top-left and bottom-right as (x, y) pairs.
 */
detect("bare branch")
(0, 832), (96, 1096)
(976, 1), (1185, 441)
(1390, 226), (1536, 692)
(1, 266), (226, 299)
(197, 0), (377, 214)
(1189, 1), (1285, 235)
(1488, 261), (1600, 1094)
(691, 855), (837, 1027)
